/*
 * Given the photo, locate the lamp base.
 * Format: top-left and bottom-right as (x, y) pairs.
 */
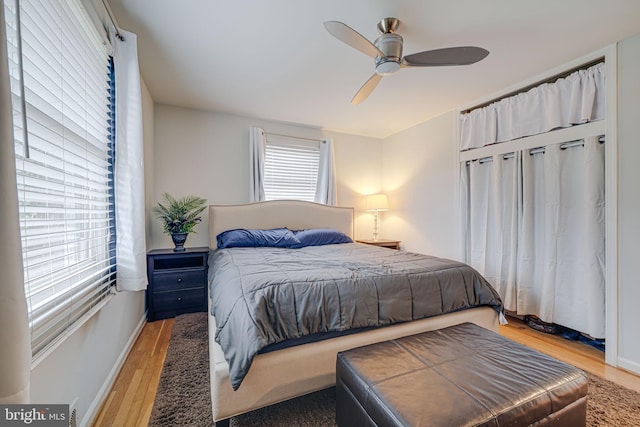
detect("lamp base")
(372, 211), (380, 241)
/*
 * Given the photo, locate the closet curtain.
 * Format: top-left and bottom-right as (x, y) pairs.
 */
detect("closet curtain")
(517, 137), (605, 338)
(464, 153), (520, 312)
(461, 63), (606, 338)
(0, 1), (30, 403)
(113, 29), (148, 292)
(460, 63), (605, 151)
(463, 138), (606, 338)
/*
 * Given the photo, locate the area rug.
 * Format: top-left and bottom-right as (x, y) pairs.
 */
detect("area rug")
(149, 312), (640, 426)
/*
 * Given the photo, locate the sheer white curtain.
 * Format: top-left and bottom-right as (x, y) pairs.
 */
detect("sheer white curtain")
(518, 137), (605, 338)
(315, 138), (337, 206)
(113, 29), (148, 291)
(0, 1), (30, 403)
(249, 126), (266, 202)
(465, 153), (520, 311)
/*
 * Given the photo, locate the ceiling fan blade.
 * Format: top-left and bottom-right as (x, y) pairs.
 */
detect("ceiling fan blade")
(324, 21), (383, 59)
(351, 73), (383, 105)
(402, 46), (489, 67)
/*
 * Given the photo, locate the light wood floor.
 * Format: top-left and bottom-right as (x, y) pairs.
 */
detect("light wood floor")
(93, 316), (640, 426)
(93, 318), (174, 427)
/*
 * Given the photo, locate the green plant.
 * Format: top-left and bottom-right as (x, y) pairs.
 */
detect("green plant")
(153, 193), (207, 235)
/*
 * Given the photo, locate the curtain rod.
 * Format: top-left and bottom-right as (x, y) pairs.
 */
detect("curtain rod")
(101, 0), (124, 41)
(529, 136), (605, 155)
(264, 131), (326, 143)
(467, 136), (606, 165)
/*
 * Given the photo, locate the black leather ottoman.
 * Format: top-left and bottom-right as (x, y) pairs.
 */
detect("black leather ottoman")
(336, 322), (587, 426)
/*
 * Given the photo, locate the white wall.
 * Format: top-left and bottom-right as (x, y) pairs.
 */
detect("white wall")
(381, 112), (459, 260)
(151, 105), (382, 249)
(29, 79), (153, 426)
(616, 33), (640, 374)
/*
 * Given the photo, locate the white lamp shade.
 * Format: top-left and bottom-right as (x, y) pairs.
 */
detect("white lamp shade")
(365, 194), (389, 211)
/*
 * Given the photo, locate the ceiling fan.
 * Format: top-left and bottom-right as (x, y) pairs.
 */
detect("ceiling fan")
(324, 17), (489, 104)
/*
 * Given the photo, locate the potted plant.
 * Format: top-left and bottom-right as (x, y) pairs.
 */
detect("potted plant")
(153, 192), (207, 251)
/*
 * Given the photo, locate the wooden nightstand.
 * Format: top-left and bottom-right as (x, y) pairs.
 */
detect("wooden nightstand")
(356, 239), (401, 250)
(146, 247), (210, 321)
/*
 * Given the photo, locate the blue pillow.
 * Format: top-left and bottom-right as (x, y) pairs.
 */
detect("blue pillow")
(217, 228), (300, 249)
(294, 228), (353, 247)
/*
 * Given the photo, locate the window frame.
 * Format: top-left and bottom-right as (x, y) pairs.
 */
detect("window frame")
(263, 135), (321, 203)
(4, 0), (117, 362)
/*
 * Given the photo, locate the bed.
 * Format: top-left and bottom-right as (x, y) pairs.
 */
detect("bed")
(207, 200), (503, 425)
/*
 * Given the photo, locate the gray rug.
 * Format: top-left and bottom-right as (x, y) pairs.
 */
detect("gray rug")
(149, 312), (640, 426)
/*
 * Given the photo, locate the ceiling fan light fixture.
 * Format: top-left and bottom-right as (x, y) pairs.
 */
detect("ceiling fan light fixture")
(376, 60), (400, 75)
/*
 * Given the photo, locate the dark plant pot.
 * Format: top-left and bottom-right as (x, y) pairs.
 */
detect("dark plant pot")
(171, 233), (188, 252)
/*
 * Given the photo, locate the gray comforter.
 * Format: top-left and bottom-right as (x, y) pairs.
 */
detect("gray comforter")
(208, 243), (503, 390)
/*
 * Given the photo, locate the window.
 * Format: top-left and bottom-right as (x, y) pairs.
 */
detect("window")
(263, 136), (320, 202)
(4, 0), (116, 359)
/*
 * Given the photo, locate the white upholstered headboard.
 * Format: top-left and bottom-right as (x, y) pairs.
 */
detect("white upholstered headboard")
(208, 200), (354, 248)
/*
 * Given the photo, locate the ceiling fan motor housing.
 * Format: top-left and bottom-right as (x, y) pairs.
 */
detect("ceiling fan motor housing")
(374, 33), (403, 75)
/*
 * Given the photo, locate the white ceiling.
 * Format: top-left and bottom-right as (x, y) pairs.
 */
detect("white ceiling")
(108, 1), (640, 139)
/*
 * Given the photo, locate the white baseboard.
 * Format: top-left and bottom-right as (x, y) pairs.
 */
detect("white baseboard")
(617, 356), (640, 376)
(81, 312), (147, 427)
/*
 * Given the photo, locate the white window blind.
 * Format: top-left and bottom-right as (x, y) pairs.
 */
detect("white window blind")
(4, 0), (116, 359)
(264, 136), (320, 202)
